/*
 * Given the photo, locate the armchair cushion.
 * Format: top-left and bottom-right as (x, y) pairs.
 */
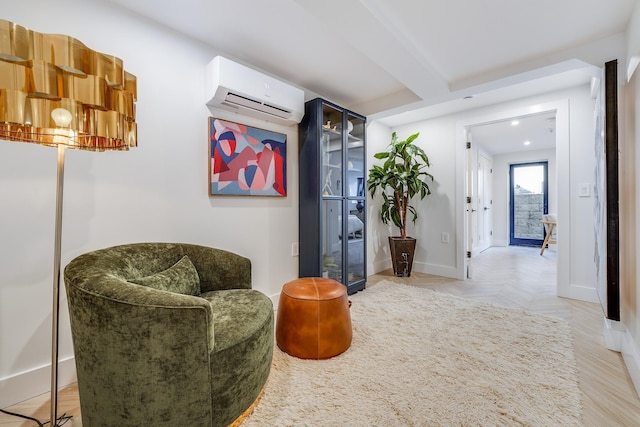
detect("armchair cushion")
(130, 255), (200, 296)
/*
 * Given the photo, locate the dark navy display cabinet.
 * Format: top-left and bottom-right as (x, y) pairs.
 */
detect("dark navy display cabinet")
(298, 98), (367, 295)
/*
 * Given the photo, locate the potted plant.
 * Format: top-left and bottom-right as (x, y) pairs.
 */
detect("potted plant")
(367, 131), (433, 277)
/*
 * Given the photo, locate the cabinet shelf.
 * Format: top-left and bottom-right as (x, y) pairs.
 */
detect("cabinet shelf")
(323, 128), (363, 144)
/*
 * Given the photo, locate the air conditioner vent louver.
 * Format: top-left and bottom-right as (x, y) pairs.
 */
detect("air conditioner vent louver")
(205, 56), (304, 126)
(263, 103), (290, 114)
(225, 92), (292, 119)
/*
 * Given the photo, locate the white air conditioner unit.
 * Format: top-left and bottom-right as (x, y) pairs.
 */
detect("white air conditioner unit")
(205, 56), (304, 126)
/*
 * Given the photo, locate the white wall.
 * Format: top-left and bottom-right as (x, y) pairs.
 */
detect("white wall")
(0, 0), (300, 406)
(621, 6), (640, 393)
(365, 120), (393, 274)
(491, 149), (557, 247)
(627, 2), (640, 82)
(367, 116), (459, 278)
(368, 85), (597, 302)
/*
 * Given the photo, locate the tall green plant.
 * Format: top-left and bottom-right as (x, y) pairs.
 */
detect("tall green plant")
(367, 131), (433, 239)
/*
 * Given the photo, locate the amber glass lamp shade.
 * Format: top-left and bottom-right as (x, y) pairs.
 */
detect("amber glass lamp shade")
(0, 18), (137, 151)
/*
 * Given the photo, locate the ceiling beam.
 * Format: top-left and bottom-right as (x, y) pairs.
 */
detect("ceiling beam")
(293, 0), (450, 101)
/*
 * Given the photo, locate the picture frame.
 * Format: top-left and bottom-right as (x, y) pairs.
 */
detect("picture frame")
(209, 117), (287, 196)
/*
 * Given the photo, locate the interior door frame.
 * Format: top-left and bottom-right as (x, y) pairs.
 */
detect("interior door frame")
(456, 99), (570, 299)
(465, 133), (474, 277)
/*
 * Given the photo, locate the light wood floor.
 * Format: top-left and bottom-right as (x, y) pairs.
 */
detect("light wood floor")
(368, 246), (640, 427)
(2, 246), (639, 426)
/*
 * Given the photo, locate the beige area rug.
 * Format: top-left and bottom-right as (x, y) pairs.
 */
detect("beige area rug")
(243, 281), (583, 426)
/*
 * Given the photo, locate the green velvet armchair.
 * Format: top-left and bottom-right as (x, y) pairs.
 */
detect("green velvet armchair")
(64, 242), (274, 427)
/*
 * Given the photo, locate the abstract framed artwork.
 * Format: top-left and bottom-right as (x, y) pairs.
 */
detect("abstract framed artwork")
(209, 117), (287, 196)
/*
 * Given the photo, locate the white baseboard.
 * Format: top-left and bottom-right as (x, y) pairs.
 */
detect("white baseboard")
(370, 259), (392, 275)
(368, 259), (457, 279)
(603, 317), (640, 398)
(413, 261), (458, 279)
(621, 327), (640, 397)
(603, 318), (626, 351)
(558, 283), (599, 303)
(0, 357), (77, 408)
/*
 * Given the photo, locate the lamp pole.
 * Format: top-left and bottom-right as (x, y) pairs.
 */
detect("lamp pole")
(50, 144), (66, 427)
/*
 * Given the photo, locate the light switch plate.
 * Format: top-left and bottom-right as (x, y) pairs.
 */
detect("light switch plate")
(578, 183), (591, 197)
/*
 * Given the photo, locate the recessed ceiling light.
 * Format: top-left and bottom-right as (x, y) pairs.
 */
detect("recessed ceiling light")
(511, 120), (520, 126)
(524, 140), (531, 146)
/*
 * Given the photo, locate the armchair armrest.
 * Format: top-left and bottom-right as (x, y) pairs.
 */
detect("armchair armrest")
(66, 273), (216, 353)
(65, 275), (216, 424)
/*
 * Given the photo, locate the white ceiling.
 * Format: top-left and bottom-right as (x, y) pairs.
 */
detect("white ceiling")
(470, 113), (557, 156)
(105, 0), (635, 127)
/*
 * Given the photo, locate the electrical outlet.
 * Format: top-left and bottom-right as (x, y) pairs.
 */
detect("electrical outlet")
(291, 242), (299, 257)
(441, 232), (450, 244)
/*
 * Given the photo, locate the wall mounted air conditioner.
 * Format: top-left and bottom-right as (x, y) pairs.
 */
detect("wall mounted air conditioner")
(205, 56), (304, 126)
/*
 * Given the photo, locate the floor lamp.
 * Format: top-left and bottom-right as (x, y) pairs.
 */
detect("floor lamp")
(0, 19), (137, 426)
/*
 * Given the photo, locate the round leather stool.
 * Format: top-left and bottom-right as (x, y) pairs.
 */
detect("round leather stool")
(276, 277), (352, 359)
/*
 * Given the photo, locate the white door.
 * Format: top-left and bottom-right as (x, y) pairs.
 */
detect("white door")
(477, 154), (493, 252)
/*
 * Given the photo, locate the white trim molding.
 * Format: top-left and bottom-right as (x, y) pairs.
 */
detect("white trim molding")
(604, 318), (640, 397)
(413, 261), (459, 279)
(622, 333), (640, 397)
(0, 357), (76, 408)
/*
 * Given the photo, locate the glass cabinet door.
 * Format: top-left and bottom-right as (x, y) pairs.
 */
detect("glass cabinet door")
(321, 199), (343, 282)
(321, 104), (343, 197)
(346, 113), (365, 199)
(345, 113), (366, 285)
(347, 237), (365, 284)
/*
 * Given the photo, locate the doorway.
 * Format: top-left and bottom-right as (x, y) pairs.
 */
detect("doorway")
(509, 161), (548, 246)
(457, 100), (573, 298)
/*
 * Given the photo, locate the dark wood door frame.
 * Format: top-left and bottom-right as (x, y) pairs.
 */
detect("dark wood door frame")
(604, 59), (620, 321)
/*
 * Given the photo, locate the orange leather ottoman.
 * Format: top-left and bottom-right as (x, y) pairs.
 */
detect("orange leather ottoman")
(276, 277), (352, 359)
